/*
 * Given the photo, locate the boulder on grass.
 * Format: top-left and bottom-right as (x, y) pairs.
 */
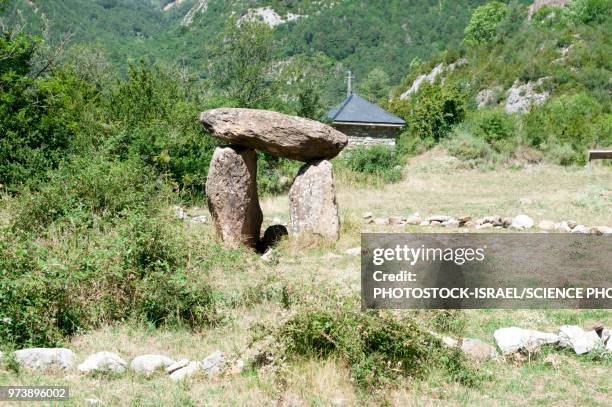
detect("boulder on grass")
(289, 160), (340, 240)
(14, 348), (75, 370)
(78, 352), (127, 374)
(130, 355), (175, 376)
(200, 108), (348, 161)
(206, 146), (263, 248)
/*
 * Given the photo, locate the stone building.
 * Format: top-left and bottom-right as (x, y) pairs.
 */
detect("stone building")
(326, 93), (406, 146)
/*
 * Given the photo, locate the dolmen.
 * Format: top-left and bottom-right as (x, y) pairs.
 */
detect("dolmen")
(200, 108), (348, 248)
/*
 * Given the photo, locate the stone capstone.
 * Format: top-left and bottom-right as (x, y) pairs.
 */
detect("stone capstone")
(200, 108), (347, 161)
(206, 146), (263, 247)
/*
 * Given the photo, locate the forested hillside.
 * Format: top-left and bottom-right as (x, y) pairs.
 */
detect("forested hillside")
(3, 0), (501, 104)
(388, 0), (611, 165)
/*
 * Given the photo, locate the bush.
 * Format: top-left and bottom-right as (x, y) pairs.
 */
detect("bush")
(465, 108), (519, 154)
(0, 33), (88, 190)
(13, 155), (166, 233)
(567, 0), (611, 24)
(391, 82), (467, 142)
(445, 128), (494, 164)
(464, 1), (510, 45)
(524, 93), (606, 164)
(337, 145), (403, 183)
(272, 300), (480, 389)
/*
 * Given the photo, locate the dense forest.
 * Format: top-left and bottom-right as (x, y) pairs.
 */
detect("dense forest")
(3, 0), (503, 104)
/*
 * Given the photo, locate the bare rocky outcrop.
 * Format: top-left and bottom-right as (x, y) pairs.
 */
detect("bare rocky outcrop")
(200, 108), (347, 162)
(505, 79), (550, 114)
(528, 0), (569, 20)
(206, 146), (262, 248)
(289, 160), (340, 240)
(399, 59), (467, 99)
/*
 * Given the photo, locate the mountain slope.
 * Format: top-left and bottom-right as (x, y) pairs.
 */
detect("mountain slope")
(3, 0), (495, 101)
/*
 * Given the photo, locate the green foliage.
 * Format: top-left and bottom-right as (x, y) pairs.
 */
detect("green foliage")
(273, 300), (480, 389)
(445, 127), (494, 163)
(524, 93), (608, 164)
(336, 145), (403, 183)
(209, 19), (276, 108)
(0, 152), (248, 347)
(358, 68), (391, 103)
(464, 1), (510, 45)
(391, 82), (467, 142)
(465, 108), (519, 153)
(0, 32), (83, 190)
(567, 0), (612, 24)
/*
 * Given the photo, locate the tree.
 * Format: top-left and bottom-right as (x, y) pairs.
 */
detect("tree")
(463, 1), (510, 45)
(358, 67), (391, 103)
(209, 20), (276, 108)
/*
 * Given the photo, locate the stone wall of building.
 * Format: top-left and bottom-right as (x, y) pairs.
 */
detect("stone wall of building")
(333, 124), (400, 139)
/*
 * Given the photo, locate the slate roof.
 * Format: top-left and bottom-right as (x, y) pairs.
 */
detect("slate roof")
(327, 93), (406, 126)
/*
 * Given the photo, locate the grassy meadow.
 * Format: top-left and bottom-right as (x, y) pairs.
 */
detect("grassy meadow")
(1, 152), (610, 406)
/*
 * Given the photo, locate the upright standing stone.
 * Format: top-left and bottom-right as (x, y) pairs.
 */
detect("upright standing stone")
(206, 146), (262, 247)
(289, 160), (340, 240)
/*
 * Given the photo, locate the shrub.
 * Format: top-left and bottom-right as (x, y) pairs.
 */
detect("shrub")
(445, 128), (494, 164)
(567, 0), (612, 24)
(0, 33), (87, 190)
(465, 108), (519, 154)
(337, 145), (403, 183)
(391, 82), (467, 143)
(524, 93), (605, 164)
(13, 155), (166, 233)
(272, 300), (480, 389)
(464, 1), (510, 45)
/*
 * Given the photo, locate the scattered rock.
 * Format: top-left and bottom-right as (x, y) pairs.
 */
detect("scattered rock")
(289, 160), (340, 240)
(519, 197), (533, 205)
(389, 216), (406, 225)
(85, 397), (102, 405)
(475, 223), (493, 230)
(130, 355), (175, 376)
(174, 205), (187, 220)
(13, 348), (75, 370)
(165, 358), (190, 374)
(566, 220), (578, 229)
(442, 218), (459, 227)
(458, 215), (472, 226)
(595, 226), (612, 235)
(555, 221), (572, 232)
(200, 108), (347, 161)
(559, 325), (602, 354)
(502, 217), (513, 228)
(261, 249), (275, 263)
(374, 218), (389, 225)
(426, 215), (452, 222)
(189, 215), (207, 224)
(169, 361), (200, 381)
(570, 224), (589, 234)
(494, 327), (559, 354)
(505, 79), (550, 114)
(419, 220), (430, 226)
(206, 146), (262, 248)
(229, 359), (245, 375)
(511, 214), (534, 229)
(345, 247), (361, 256)
(362, 212), (373, 220)
(406, 212), (422, 225)
(476, 89), (497, 109)
(461, 338), (499, 362)
(78, 352), (127, 374)
(430, 221), (442, 226)
(201, 351), (226, 376)
(538, 220), (556, 231)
